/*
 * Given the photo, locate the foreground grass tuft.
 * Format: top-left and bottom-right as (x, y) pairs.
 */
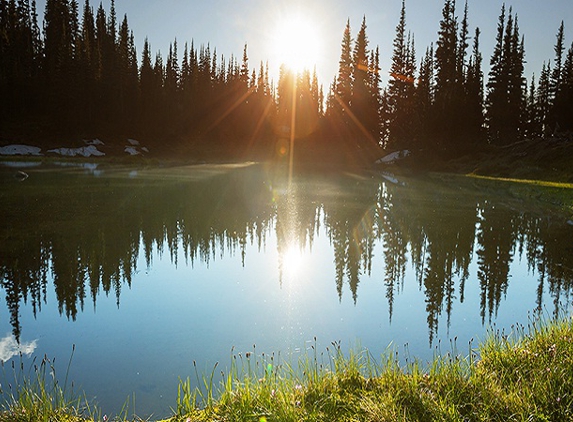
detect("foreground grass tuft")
(167, 317), (573, 422)
(2, 316), (573, 421)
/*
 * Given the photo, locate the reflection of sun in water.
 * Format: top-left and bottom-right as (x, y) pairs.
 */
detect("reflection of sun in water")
(282, 243), (304, 278)
(271, 13), (322, 72)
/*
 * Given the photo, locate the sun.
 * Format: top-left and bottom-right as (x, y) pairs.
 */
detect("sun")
(271, 13), (322, 72)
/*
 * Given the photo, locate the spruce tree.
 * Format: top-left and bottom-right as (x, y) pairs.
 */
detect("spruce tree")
(486, 5), (526, 144)
(549, 22), (571, 133)
(537, 61), (552, 135)
(415, 44), (435, 142)
(369, 46), (383, 142)
(434, 0), (462, 152)
(240, 43), (249, 88)
(334, 19), (353, 119)
(465, 27), (484, 143)
(351, 16), (371, 137)
(387, 0), (416, 149)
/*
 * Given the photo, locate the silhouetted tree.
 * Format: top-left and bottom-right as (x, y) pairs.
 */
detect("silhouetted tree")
(387, 0), (416, 150)
(486, 5), (526, 144)
(330, 19), (353, 122)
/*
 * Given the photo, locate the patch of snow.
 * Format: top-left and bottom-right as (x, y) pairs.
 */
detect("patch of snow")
(47, 145), (105, 157)
(380, 171), (406, 186)
(84, 139), (105, 146)
(53, 161), (102, 175)
(127, 138), (140, 146)
(0, 161), (42, 168)
(0, 144), (42, 156)
(141, 147), (149, 153)
(55, 161), (99, 171)
(567, 220), (573, 226)
(376, 150), (411, 164)
(124, 146), (141, 156)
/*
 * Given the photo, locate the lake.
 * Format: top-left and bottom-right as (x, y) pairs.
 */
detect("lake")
(1, 161), (572, 419)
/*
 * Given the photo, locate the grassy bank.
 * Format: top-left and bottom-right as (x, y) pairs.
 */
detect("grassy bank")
(2, 316), (573, 421)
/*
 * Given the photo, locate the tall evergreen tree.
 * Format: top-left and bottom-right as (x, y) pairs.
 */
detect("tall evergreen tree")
(549, 22), (573, 133)
(536, 61), (552, 135)
(351, 16), (372, 137)
(333, 19), (353, 119)
(369, 46), (383, 142)
(557, 43), (573, 132)
(387, 0), (416, 149)
(434, 0), (463, 152)
(465, 27), (484, 142)
(486, 5), (526, 144)
(415, 44), (435, 143)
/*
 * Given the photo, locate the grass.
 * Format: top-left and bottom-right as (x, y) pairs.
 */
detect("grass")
(2, 316), (573, 421)
(467, 173), (573, 189)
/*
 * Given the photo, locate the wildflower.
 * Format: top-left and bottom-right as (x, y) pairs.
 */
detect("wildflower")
(271, 389), (276, 398)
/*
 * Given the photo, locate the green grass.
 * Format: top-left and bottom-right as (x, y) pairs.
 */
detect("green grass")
(2, 317), (573, 421)
(467, 173), (573, 189)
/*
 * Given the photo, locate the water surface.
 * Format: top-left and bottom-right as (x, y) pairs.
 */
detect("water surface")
(1, 162), (572, 418)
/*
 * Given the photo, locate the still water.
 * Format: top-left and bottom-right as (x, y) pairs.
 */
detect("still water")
(1, 161), (572, 418)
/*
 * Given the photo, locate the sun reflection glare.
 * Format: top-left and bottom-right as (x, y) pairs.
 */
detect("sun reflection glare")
(282, 244), (305, 276)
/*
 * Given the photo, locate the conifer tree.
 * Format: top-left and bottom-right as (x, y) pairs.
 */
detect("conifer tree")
(240, 43), (249, 88)
(556, 43), (573, 132)
(351, 16), (372, 137)
(369, 46), (383, 142)
(551, 21), (565, 101)
(333, 19), (353, 119)
(486, 6), (526, 144)
(536, 61), (552, 135)
(415, 44), (434, 143)
(465, 27), (484, 142)
(434, 0), (462, 151)
(524, 73), (539, 137)
(549, 22), (573, 133)
(388, 0), (416, 149)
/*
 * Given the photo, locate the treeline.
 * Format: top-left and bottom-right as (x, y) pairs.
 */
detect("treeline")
(1, 0), (573, 158)
(0, 0), (287, 155)
(324, 0), (573, 157)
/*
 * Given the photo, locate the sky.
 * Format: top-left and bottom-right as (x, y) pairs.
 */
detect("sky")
(37, 0), (573, 88)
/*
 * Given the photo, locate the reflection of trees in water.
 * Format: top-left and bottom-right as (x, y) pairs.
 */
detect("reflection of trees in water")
(380, 180), (478, 343)
(475, 202), (516, 323)
(1, 167), (573, 344)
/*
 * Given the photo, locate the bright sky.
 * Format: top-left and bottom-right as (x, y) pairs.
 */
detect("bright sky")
(38, 0), (573, 87)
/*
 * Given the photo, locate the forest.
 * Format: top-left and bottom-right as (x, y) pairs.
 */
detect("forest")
(1, 0), (573, 163)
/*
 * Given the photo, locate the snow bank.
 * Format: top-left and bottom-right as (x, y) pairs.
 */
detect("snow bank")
(0, 161), (42, 168)
(84, 139), (105, 146)
(124, 146), (141, 155)
(125, 140), (148, 155)
(376, 150), (411, 164)
(0, 144), (42, 156)
(47, 145), (105, 157)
